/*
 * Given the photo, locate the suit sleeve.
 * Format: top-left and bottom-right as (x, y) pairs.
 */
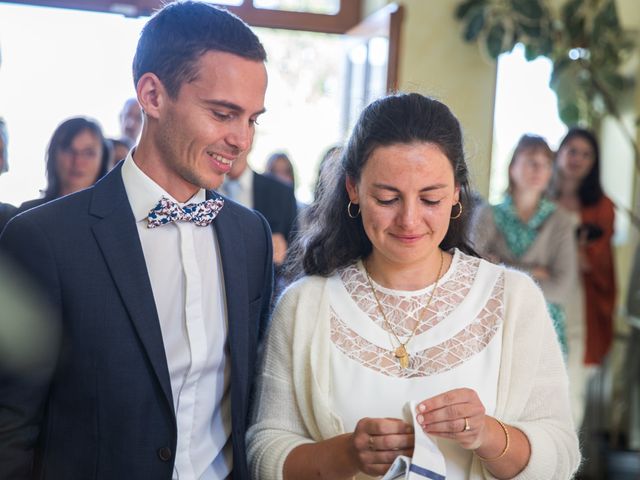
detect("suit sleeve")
(0, 215), (62, 479)
(255, 211), (274, 342)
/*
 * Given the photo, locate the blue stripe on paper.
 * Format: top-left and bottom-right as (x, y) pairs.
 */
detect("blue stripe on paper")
(409, 463), (446, 480)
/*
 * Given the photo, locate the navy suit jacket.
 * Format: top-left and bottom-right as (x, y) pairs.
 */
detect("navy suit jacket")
(0, 163), (273, 479)
(252, 171), (298, 243)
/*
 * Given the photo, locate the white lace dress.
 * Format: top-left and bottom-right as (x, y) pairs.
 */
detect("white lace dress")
(328, 249), (505, 479)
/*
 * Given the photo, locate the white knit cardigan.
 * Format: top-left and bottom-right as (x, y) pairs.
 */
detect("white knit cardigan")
(247, 262), (580, 480)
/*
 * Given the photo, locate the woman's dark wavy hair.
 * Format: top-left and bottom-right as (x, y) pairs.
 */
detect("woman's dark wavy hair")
(44, 117), (110, 200)
(285, 93), (478, 280)
(551, 127), (603, 206)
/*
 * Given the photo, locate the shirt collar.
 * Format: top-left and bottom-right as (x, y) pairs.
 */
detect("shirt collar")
(121, 150), (206, 223)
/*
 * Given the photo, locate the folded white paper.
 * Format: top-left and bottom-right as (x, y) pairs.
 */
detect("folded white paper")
(380, 401), (447, 480)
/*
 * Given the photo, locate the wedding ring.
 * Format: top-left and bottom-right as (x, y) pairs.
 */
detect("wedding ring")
(463, 417), (471, 432)
(368, 435), (375, 450)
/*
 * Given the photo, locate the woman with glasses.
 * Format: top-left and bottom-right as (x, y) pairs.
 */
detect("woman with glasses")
(17, 117), (110, 214)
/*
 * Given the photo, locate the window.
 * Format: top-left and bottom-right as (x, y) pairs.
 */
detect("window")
(253, 0), (340, 15)
(490, 44), (567, 203)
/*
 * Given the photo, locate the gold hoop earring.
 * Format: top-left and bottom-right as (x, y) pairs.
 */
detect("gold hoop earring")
(451, 202), (463, 219)
(347, 201), (360, 219)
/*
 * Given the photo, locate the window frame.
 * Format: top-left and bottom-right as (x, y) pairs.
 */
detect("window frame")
(2, 0), (363, 33)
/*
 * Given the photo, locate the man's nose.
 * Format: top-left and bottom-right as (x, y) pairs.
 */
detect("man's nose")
(227, 123), (252, 153)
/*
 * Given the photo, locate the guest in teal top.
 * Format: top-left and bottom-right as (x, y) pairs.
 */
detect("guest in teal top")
(473, 135), (579, 356)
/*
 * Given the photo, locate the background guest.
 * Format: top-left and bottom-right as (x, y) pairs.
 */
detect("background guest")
(550, 127), (617, 427)
(472, 134), (578, 355)
(222, 151), (297, 267)
(108, 137), (133, 170)
(118, 97), (143, 146)
(265, 151), (307, 212)
(17, 117), (110, 213)
(265, 151), (295, 187)
(0, 118), (16, 232)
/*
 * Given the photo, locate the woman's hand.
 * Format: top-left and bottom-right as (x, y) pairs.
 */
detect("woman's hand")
(349, 417), (415, 477)
(415, 388), (487, 450)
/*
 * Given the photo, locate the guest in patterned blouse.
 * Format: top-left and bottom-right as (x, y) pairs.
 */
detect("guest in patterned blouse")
(247, 94), (579, 480)
(471, 134), (578, 356)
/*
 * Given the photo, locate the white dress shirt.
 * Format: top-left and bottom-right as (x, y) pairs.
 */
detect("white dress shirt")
(121, 153), (232, 480)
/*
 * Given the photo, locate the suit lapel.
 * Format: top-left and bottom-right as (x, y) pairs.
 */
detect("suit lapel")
(90, 166), (174, 415)
(210, 193), (250, 399)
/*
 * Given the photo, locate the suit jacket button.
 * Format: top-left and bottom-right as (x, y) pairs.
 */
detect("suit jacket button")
(158, 447), (172, 461)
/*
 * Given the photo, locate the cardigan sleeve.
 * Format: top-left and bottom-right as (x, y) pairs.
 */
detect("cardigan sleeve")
(484, 269), (580, 480)
(535, 209), (578, 304)
(246, 282), (316, 480)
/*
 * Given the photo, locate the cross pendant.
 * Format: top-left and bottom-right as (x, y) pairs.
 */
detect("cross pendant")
(394, 345), (410, 369)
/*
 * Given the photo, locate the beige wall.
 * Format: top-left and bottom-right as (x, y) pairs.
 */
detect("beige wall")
(395, 0), (497, 197)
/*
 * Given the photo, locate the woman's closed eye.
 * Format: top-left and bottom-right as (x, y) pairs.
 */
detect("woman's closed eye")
(375, 197), (442, 206)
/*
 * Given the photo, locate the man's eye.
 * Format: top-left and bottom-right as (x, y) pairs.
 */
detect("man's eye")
(213, 111), (231, 121)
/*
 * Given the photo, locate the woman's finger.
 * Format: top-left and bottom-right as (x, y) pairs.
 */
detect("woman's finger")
(367, 433), (415, 452)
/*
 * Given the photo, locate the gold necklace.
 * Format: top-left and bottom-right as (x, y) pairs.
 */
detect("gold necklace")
(364, 250), (445, 369)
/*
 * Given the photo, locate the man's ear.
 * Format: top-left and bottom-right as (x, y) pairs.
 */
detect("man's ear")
(345, 176), (359, 204)
(136, 73), (167, 121)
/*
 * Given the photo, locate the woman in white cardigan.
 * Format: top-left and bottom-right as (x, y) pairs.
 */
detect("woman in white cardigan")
(247, 93), (580, 480)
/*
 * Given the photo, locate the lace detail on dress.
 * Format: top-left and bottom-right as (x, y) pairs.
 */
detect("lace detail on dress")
(331, 254), (504, 378)
(338, 253), (480, 335)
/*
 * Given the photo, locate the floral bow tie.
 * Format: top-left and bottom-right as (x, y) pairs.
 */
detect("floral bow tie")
(147, 196), (224, 228)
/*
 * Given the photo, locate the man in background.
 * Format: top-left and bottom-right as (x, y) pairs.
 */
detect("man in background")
(119, 97), (143, 145)
(223, 151), (297, 266)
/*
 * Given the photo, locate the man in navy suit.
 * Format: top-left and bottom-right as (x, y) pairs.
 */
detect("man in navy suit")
(0, 2), (272, 479)
(222, 153), (298, 267)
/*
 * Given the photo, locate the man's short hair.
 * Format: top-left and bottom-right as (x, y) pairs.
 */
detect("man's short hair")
(133, 1), (267, 98)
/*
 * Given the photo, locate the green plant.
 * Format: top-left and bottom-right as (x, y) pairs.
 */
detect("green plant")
(456, 0), (639, 227)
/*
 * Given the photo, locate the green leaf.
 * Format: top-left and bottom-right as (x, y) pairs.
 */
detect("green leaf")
(601, 71), (634, 91)
(562, 0), (585, 43)
(538, 33), (554, 57)
(519, 22), (541, 37)
(464, 9), (486, 42)
(524, 43), (539, 61)
(561, 0), (583, 21)
(455, 0), (486, 20)
(512, 0), (543, 20)
(560, 103), (580, 126)
(599, 0), (618, 28)
(486, 22), (507, 58)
